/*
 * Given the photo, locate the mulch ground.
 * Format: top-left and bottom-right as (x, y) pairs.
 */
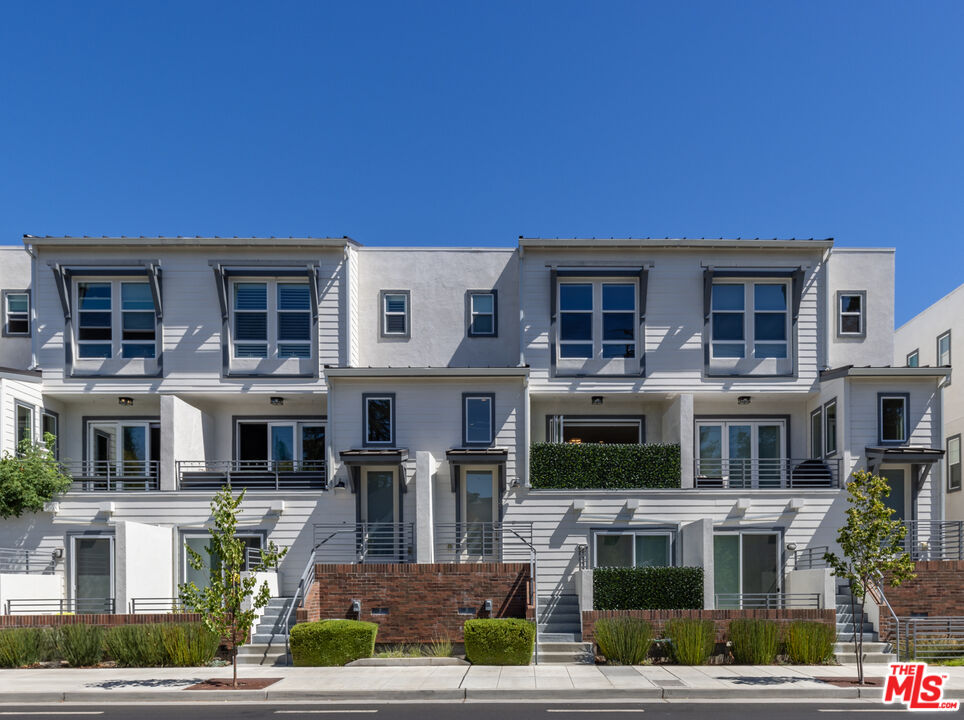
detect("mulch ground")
(814, 676), (884, 687)
(185, 678), (281, 690)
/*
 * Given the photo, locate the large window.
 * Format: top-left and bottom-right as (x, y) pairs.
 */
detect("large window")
(364, 394), (395, 446)
(232, 281), (311, 359)
(381, 291), (410, 338)
(468, 292), (496, 337)
(696, 419), (786, 488)
(75, 280), (157, 359)
(236, 420), (325, 468)
(837, 291), (865, 337)
(3, 291), (29, 336)
(711, 282), (789, 360)
(948, 435), (961, 493)
(937, 331), (951, 367)
(878, 394), (909, 444)
(463, 394), (495, 446)
(594, 531), (672, 568)
(557, 280), (638, 371)
(547, 416), (644, 444)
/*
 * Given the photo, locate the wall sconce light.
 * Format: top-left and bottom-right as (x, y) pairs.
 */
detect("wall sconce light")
(333, 477), (347, 493)
(737, 396), (751, 406)
(591, 396), (604, 405)
(785, 543), (798, 553)
(270, 396), (284, 406)
(51, 548), (64, 560)
(118, 397), (134, 407)
(350, 599), (361, 614)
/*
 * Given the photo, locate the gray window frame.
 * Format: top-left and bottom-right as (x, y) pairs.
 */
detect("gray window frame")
(466, 290), (498, 338)
(362, 393), (396, 447)
(906, 349), (919, 368)
(15, 401), (34, 446)
(937, 330), (951, 367)
(379, 290), (411, 339)
(2, 289), (30, 337)
(948, 434), (962, 493)
(836, 290), (866, 338)
(462, 392), (496, 447)
(590, 526), (677, 569)
(810, 407), (823, 459)
(877, 392), (911, 446)
(823, 398), (838, 457)
(42, 409), (60, 459)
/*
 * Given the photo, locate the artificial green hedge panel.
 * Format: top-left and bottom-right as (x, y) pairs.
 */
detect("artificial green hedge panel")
(529, 443), (680, 490)
(290, 619), (377, 666)
(593, 566), (704, 610)
(463, 618), (535, 665)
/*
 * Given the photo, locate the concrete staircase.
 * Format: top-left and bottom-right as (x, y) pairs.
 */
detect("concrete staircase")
(537, 594), (593, 664)
(236, 596), (294, 666)
(833, 582), (896, 664)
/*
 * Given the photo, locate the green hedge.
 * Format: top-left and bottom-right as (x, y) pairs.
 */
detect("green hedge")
(463, 618), (535, 665)
(529, 443), (680, 489)
(290, 620), (377, 666)
(593, 567), (703, 610)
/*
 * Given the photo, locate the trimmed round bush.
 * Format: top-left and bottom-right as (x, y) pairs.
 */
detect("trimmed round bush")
(290, 620), (377, 667)
(463, 618), (535, 665)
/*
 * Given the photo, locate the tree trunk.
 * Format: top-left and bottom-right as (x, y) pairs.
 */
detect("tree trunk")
(849, 580), (863, 685)
(232, 624), (238, 688)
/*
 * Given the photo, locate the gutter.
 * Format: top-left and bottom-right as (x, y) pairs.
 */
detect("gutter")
(324, 366), (530, 379)
(25, 241), (38, 371)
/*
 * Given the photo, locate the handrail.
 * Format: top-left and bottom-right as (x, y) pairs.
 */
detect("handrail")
(902, 521), (964, 561)
(873, 582), (900, 660)
(6, 597), (115, 614)
(0, 547), (53, 574)
(500, 523), (539, 666)
(714, 592), (822, 609)
(694, 457), (840, 489)
(433, 522), (534, 563)
(61, 460), (160, 491)
(177, 459), (326, 491)
(793, 545), (829, 570)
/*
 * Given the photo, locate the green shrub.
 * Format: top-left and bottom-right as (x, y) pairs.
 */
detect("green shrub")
(593, 567), (703, 610)
(160, 623), (221, 667)
(784, 621), (835, 664)
(427, 635), (453, 657)
(0, 628), (51, 668)
(529, 443), (681, 490)
(463, 618), (535, 665)
(729, 619), (779, 664)
(665, 619), (715, 665)
(55, 624), (104, 667)
(290, 620), (377, 667)
(594, 617), (653, 665)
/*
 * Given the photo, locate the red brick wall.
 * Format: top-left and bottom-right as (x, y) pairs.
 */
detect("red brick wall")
(877, 561), (964, 642)
(0, 613), (203, 628)
(302, 562), (531, 643)
(582, 609), (835, 643)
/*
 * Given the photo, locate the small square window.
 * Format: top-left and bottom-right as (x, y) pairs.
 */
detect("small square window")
(906, 350), (919, 368)
(4, 291), (30, 336)
(381, 291), (410, 338)
(837, 291), (865, 337)
(468, 292), (496, 337)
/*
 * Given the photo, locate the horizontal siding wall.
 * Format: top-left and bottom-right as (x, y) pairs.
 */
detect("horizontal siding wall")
(0, 377), (43, 456)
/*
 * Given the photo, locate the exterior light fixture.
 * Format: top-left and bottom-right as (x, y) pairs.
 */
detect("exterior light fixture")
(270, 396), (284, 406)
(737, 396), (751, 406)
(785, 543), (798, 553)
(591, 396), (604, 405)
(118, 397), (134, 407)
(350, 599), (361, 614)
(483, 599), (493, 613)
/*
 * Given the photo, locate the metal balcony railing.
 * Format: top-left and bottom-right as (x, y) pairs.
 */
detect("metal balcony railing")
(898, 616), (964, 661)
(715, 592), (822, 609)
(792, 545), (829, 570)
(5, 598), (115, 615)
(177, 460), (326, 491)
(61, 460), (159, 491)
(903, 521), (964, 561)
(433, 522), (534, 563)
(129, 597), (185, 614)
(695, 457), (840, 489)
(0, 547), (54, 574)
(312, 522), (414, 564)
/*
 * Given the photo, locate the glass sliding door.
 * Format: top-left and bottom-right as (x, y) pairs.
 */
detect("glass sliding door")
(696, 420), (786, 488)
(72, 535), (114, 613)
(727, 425), (752, 488)
(757, 424), (783, 488)
(713, 532), (780, 608)
(301, 425), (325, 468)
(270, 425), (295, 470)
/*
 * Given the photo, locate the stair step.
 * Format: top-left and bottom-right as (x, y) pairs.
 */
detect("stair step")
(539, 642), (592, 652)
(537, 652), (593, 664)
(539, 633), (581, 642)
(834, 652), (896, 665)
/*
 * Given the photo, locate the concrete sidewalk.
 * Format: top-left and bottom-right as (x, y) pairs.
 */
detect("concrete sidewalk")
(1, 663), (963, 703)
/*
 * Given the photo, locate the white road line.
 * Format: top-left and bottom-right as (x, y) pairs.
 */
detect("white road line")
(0, 714), (104, 717)
(816, 710), (906, 714)
(274, 712), (379, 715)
(546, 711), (643, 714)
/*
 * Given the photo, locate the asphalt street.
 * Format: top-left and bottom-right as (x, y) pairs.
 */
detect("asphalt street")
(0, 703), (936, 719)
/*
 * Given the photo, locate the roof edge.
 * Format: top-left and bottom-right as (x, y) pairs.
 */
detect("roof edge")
(23, 235), (360, 249)
(519, 237), (834, 250)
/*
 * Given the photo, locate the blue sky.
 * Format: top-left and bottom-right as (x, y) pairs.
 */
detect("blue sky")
(1, 1), (961, 325)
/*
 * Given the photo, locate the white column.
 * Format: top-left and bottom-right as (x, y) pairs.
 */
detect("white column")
(681, 517), (714, 609)
(414, 451), (436, 563)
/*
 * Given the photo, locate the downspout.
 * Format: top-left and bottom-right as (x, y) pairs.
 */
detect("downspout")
(25, 242), (38, 370)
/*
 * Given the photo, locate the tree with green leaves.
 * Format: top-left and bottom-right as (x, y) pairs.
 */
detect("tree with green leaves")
(0, 433), (71, 519)
(179, 487), (287, 687)
(824, 470), (915, 684)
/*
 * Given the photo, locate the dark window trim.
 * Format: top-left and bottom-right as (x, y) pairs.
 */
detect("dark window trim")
(937, 329), (952, 367)
(948, 433), (962, 493)
(545, 414), (647, 444)
(693, 414), (792, 458)
(590, 526), (679, 568)
(230, 415), (327, 460)
(810, 406), (824, 459)
(2, 289), (31, 337)
(877, 392), (911, 446)
(178, 528), (268, 581)
(823, 398), (838, 458)
(906, 349), (920, 367)
(461, 392), (496, 447)
(379, 290), (411, 340)
(14, 400), (34, 445)
(362, 393), (396, 447)
(466, 289), (498, 338)
(80, 416), (161, 463)
(836, 290), (867, 338)
(42, 409), (60, 459)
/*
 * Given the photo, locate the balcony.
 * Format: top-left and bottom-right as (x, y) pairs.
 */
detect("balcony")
(0, 547), (54, 574)
(694, 457), (840, 489)
(313, 522), (415, 564)
(715, 592), (823, 609)
(433, 522), (534, 563)
(62, 460), (160, 492)
(177, 460), (326, 491)
(904, 521), (964, 561)
(5, 598), (115, 615)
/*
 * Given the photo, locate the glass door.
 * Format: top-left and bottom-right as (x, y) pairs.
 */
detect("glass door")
(881, 469), (907, 522)
(362, 469), (397, 559)
(72, 535), (114, 613)
(462, 469), (497, 558)
(696, 420), (786, 488)
(727, 425), (752, 488)
(183, 534), (263, 591)
(301, 425), (325, 470)
(713, 532), (780, 608)
(270, 424), (295, 471)
(757, 424), (783, 488)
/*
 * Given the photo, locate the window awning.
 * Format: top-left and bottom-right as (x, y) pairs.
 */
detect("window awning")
(702, 266), (805, 322)
(339, 449), (409, 495)
(49, 262), (163, 321)
(446, 448), (508, 495)
(210, 262), (320, 323)
(866, 446), (946, 522)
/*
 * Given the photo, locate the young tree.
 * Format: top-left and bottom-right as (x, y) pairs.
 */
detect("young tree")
(824, 470), (915, 684)
(179, 487), (287, 687)
(0, 433), (71, 518)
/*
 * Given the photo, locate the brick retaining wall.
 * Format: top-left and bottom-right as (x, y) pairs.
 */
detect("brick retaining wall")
(582, 609), (836, 643)
(302, 562), (531, 643)
(878, 561), (964, 642)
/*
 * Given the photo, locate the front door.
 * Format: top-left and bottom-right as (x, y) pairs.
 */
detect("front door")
(71, 535), (114, 613)
(362, 469), (398, 559)
(881, 468), (907, 522)
(462, 468), (498, 558)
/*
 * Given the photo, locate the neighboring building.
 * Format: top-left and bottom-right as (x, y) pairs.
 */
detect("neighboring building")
(0, 236), (951, 645)
(896, 282), (960, 520)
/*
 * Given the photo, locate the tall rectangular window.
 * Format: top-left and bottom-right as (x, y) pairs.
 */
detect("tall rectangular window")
(3, 292), (29, 336)
(879, 394), (908, 444)
(381, 292), (409, 337)
(364, 394), (395, 446)
(824, 399), (837, 456)
(463, 394), (494, 446)
(231, 280), (312, 360)
(948, 435), (962, 493)
(558, 283), (593, 358)
(16, 404), (33, 445)
(906, 349), (919, 367)
(277, 283), (311, 358)
(937, 331), (951, 367)
(602, 283), (636, 359)
(75, 279), (159, 361)
(77, 282), (113, 358)
(711, 284), (745, 358)
(468, 292), (496, 336)
(810, 408), (823, 458)
(233, 282), (268, 358)
(557, 280), (637, 363)
(838, 292), (865, 336)
(753, 284), (788, 358)
(121, 283), (156, 358)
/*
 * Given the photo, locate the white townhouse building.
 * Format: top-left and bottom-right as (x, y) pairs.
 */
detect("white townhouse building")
(0, 235), (951, 644)
(895, 282), (960, 521)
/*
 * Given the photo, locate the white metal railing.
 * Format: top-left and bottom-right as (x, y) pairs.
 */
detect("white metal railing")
(715, 592), (822, 609)
(129, 597), (184, 614)
(0, 547), (54, 574)
(6, 597), (115, 614)
(695, 457), (840, 489)
(177, 460), (326, 491)
(433, 522), (534, 563)
(793, 545), (829, 570)
(61, 460), (159, 491)
(903, 521), (964, 561)
(312, 523), (415, 564)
